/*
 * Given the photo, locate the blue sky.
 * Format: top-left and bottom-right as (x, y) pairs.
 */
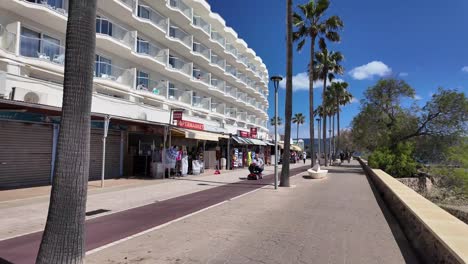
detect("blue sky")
(208, 0), (468, 139)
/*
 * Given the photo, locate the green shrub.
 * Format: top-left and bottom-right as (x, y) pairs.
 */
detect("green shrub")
(368, 142), (417, 177)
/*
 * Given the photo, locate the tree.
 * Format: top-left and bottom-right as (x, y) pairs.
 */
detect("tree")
(314, 42), (344, 166)
(36, 0), (97, 263)
(280, 0), (293, 187)
(293, 0), (343, 167)
(270, 116), (283, 126)
(292, 113), (306, 143)
(329, 81), (352, 152)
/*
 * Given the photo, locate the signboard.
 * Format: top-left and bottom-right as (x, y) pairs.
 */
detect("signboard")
(238, 130), (250, 138)
(177, 120), (204, 131)
(172, 110), (183, 121)
(250, 127), (257, 138)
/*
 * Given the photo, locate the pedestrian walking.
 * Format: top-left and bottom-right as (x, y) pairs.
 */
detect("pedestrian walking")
(340, 152), (345, 164)
(347, 151), (351, 163)
(302, 151), (307, 164)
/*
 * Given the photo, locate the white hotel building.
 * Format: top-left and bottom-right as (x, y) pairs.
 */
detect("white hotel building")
(0, 0), (270, 188)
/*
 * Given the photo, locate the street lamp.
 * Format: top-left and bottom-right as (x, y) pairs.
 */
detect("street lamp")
(316, 118), (321, 164)
(270, 75), (282, 190)
(329, 128), (332, 165)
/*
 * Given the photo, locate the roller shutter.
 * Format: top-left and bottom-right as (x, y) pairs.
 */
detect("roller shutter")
(0, 121), (53, 189)
(89, 129), (122, 181)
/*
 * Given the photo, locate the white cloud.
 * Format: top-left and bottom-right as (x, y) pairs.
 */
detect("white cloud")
(414, 94), (422, 100)
(279, 72), (344, 91)
(350, 97), (359, 103)
(461, 66), (468, 73)
(399, 72), (409, 77)
(349, 61), (392, 80)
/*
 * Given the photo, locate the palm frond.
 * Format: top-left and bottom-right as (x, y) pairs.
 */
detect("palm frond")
(315, 0), (330, 16)
(325, 16), (344, 31)
(296, 39), (306, 51)
(325, 31), (340, 42)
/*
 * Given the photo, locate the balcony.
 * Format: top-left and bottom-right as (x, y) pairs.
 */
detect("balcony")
(210, 78), (225, 93)
(22, 0), (68, 16)
(168, 25), (192, 49)
(211, 102), (225, 115)
(211, 31), (225, 48)
(168, 85), (192, 105)
(192, 96), (211, 111)
(96, 17), (135, 52)
(135, 78), (167, 98)
(0, 27), (17, 54)
(136, 3), (168, 33)
(119, 0), (134, 9)
(192, 41), (210, 61)
(248, 115), (256, 124)
(238, 54), (248, 66)
(135, 38), (168, 65)
(225, 86), (237, 98)
(193, 15), (210, 35)
(225, 42), (238, 58)
(225, 64), (237, 77)
(192, 66), (210, 85)
(168, 55), (192, 76)
(237, 92), (247, 104)
(168, 0), (192, 20)
(19, 35), (65, 66)
(237, 72), (248, 85)
(225, 107), (237, 119)
(237, 112), (247, 122)
(211, 53), (226, 70)
(94, 61), (134, 88)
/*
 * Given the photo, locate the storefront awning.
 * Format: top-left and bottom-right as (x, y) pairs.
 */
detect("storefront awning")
(232, 136), (249, 144)
(184, 130), (221, 141)
(291, 145), (302, 151)
(249, 138), (267, 146)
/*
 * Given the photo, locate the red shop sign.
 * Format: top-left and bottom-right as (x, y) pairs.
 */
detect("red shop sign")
(238, 130), (250, 138)
(177, 120), (204, 131)
(173, 111), (183, 121)
(250, 127), (257, 138)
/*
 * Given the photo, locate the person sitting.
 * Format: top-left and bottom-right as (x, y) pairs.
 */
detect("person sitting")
(249, 157), (264, 176)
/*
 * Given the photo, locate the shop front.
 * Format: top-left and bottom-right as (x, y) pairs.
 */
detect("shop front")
(229, 128), (268, 169)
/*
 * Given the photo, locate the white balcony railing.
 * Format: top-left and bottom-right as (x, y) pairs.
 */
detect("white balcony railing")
(137, 4), (168, 32)
(94, 61), (134, 87)
(225, 42), (237, 58)
(96, 17), (135, 48)
(211, 31), (225, 47)
(136, 38), (168, 65)
(168, 55), (191, 75)
(193, 41), (210, 60)
(210, 78), (225, 92)
(168, 85), (192, 105)
(169, 25), (192, 48)
(225, 64), (237, 77)
(225, 108), (237, 118)
(225, 86), (237, 98)
(19, 35), (65, 65)
(237, 73), (247, 84)
(23, 0), (69, 16)
(119, 0), (134, 9)
(192, 96), (211, 111)
(238, 54), (248, 66)
(211, 53), (225, 69)
(193, 15), (210, 35)
(211, 102), (225, 115)
(0, 27), (17, 54)
(135, 78), (167, 97)
(192, 67), (210, 85)
(168, 0), (192, 19)
(237, 112), (247, 122)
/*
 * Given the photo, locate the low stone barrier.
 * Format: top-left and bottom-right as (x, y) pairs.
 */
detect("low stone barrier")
(357, 158), (468, 264)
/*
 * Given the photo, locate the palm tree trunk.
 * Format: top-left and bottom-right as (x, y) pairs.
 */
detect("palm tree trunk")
(322, 76), (328, 166)
(332, 112), (335, 157)
(36, 1), (97, 263)
(309, 35), (316, 167)
(296, 123), (299, 144)
(280, 0), (293, 187)
(329, 114), (332, 165)
(337, 97), (340, 153)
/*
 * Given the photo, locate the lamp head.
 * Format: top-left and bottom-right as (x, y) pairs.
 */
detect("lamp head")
(270, 76), (283, 83)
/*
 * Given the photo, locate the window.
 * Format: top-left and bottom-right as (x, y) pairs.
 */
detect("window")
(20, 27), (40, 58)
(136, 70), (149, 90)
(168, 82), (176, 98)
(43, 35), (60, 60)
(137, 38), (149, 54)
(96, 16), (112, 36)
(95, 54), (112, 77)
(138, 5), (150, 19)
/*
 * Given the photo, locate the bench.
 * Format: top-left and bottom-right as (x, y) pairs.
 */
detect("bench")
(307, 164), (328, 179)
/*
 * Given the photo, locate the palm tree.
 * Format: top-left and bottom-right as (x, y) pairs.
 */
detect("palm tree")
(280, 0), (293, 187)
(325, 85), (337, 163)
(314, 41), (344, 166)
(36, 0), (97, 263)
(270, 116), (283, 126)
(292, 113), (306, 144)
(293, 0), (344, 167)
(330, 82), (352, 152)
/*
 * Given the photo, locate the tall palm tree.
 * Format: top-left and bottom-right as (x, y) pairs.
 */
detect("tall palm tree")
(330, 81), (352, 152)
(36, 0), (97, 263)
(270, 116), (283, 126)
(292, 113), (306, 143)
(314, 41), (344, 166)
(293, 0), (344, 167)
(281, 0), (293, 187)
(325, 85), (337, 162)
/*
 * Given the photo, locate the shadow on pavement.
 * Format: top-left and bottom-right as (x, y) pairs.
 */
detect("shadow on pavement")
(174, 178), (272, 188)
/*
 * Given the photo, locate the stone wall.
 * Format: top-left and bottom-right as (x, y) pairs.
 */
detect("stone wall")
(397, 177), (433, 193)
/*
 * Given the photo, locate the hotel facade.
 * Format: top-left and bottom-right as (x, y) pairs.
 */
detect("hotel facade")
(0, 0), (270, 188)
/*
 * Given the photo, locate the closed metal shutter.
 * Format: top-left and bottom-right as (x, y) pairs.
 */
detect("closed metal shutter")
(0, 121), (53, 189)
(89, 129), (122, 181)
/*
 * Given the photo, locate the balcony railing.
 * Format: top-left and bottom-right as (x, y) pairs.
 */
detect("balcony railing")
(237, 112), (247, 122)
(168, 55), (191, 75)
(192, 67), (210, 84)
(237, 92), (247, 103)
(96, 17), (134, 48)
(211, 54), (225, 69)
(135, 78), (167, 97)
(23, 0), (69, 16)
(119, 0), (134, 8)
(238, 54), (248, 66)
(225, 108), (237, 118)
(137, 4), (168, 32)
(136, 38), (168, 65)
(237, 73), (247, 84)
(192, 96), (211, 111)
(193, 15), (210, 35)
(210, 78), (225, 92)
(168, 86), (192, 105)
(211, 31), (225, 47)
(169, 25), (192, 48)
(19, 35), (65, 65)
(0, 27), (17, 54)
(94, 61), (134, 86)
(225, 42), (238, 58)
(225, 64), (237, 77)
(193, 41), (210, 60)
(248, 115), (256, 124)
(211, 102), (225, 115)
(168, 0), (192, 19)
(225, 86), (237, 98)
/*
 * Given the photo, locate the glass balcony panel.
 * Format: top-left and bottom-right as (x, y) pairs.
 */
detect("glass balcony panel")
(19, 34), (65, 65)
(210, 31), (225, 47)
(193, 42), (210, 60)
(0, 27), (17, 53)
(192, 67), (210, 84)
(94, 61), (133, 86)
(225, 42), (238, 57)
(210, 78), (225, 92)
(135, 78), (167, 97)
(137, 4), (168, 32)
(169, 0), (192, 19)
(193, 15), (210, 35)
(168, 55), (191, 75)
(225, 86), (237, 98)
(211, 54), (225, 69)
(96, 17), (134, 47)
(211, 102), (224, 115)
(225, 108), (237, 118)
(169, 25), (192, 48)
(225, 64), (237, 77)
(25, 0), (68, 15)
(136, 38), (167, 64)
(119, 0), (133, 8)
(168, 85), (192, 104)
(192, 96), (210, 110)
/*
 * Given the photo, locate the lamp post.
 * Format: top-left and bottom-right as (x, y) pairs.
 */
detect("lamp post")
(316, 118), (321, 164)
(329, 128), (332, 165)
(270, 75), (282, 190)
